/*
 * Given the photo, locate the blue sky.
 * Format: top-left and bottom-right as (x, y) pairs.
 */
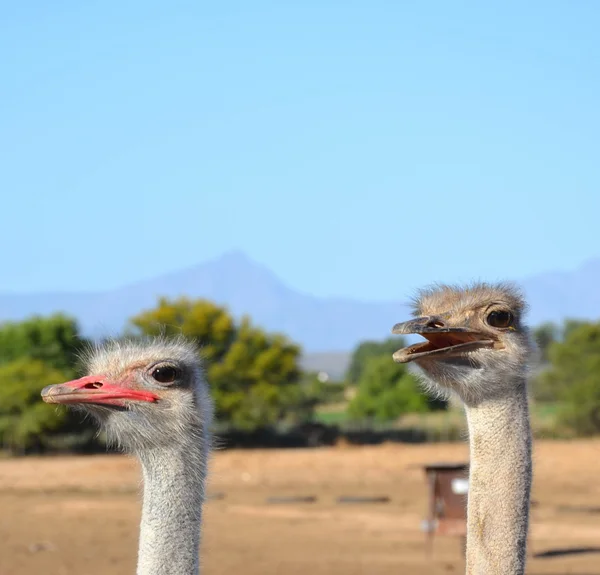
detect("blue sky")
(1, 1), (599, 301)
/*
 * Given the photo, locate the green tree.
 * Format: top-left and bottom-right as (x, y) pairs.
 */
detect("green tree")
(541, 321), (600, 435)
(0, 359), (72, 453)
(130, 297), (236, 364)
(348, 355), (446, 422)
(346, 337), (405, 385)
(532, 322), (560, 364)
(0, 314), (85, 374)
(209, 317), (302, 429)
(130, 298), (305, 430)
(0, 315), (97, 454)
(563, 319), (588, 340)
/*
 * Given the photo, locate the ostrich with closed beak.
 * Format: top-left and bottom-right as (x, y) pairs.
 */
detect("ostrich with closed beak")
(42, 336), (212, 575)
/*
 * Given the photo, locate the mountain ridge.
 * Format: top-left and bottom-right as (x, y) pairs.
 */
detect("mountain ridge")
(1, 251), (600, 353)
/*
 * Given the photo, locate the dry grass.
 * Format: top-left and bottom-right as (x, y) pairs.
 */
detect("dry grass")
(1, 440), (600, 574)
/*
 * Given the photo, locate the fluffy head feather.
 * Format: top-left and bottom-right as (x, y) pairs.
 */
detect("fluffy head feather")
(395, 282), (534, 405)
(73, 335), (212, 454)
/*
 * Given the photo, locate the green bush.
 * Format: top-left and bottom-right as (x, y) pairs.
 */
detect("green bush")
(348, 354), (446, 422)
(541, 321), (600, 436)
(0, 314), (85, 373)
(0, 359), (72, 453)
(346, 337), (405, 385)
(0, 315), (96, 454)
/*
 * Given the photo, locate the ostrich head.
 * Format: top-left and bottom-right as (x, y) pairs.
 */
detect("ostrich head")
(391, 282), (533, 404)
(41, 336), (212, 453)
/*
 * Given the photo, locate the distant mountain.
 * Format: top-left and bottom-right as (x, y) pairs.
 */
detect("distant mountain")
(1, 251), (600, 355)
(0, 251), (410, 352)
(519, 258), (600, 326)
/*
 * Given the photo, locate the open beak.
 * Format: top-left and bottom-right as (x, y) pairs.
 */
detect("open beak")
(391, 316), (495, 363)
(41, 375), (160, 408)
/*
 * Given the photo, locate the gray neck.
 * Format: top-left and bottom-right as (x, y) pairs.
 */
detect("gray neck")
(136, 444), (207, 575)
(464, 382), (532, 575)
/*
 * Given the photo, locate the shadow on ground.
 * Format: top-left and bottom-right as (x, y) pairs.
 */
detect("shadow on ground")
(533, 546), (600, 559)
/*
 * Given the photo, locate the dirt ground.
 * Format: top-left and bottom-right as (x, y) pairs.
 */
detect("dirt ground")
(1, 440), (600, 575)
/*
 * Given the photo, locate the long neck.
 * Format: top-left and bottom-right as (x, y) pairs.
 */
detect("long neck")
(464, 381), (532, 575)
(136, 443), (208, 575)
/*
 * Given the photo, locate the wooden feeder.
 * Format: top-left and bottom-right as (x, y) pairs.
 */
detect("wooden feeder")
(422, 462), (469, 554)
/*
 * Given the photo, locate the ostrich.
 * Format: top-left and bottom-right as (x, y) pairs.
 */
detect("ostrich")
(392, 282), (533, 575)
(41, 336), (212, 575)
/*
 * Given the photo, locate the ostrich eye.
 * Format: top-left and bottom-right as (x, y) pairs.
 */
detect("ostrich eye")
(486, 310), (513, 328)
(150, 365), (179, 384)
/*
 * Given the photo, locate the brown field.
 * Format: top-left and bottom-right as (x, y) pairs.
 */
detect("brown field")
(1, 440), (600, 575)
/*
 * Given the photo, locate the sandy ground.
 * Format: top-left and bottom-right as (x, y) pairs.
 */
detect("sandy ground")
(1, 440), (600, 574)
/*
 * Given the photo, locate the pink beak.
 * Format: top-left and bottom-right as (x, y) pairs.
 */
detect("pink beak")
(41, 374), (159, 407)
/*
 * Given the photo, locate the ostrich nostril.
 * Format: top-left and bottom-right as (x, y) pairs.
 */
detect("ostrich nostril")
(426, 318), (446, 329)
(83, 382), (103, 390)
